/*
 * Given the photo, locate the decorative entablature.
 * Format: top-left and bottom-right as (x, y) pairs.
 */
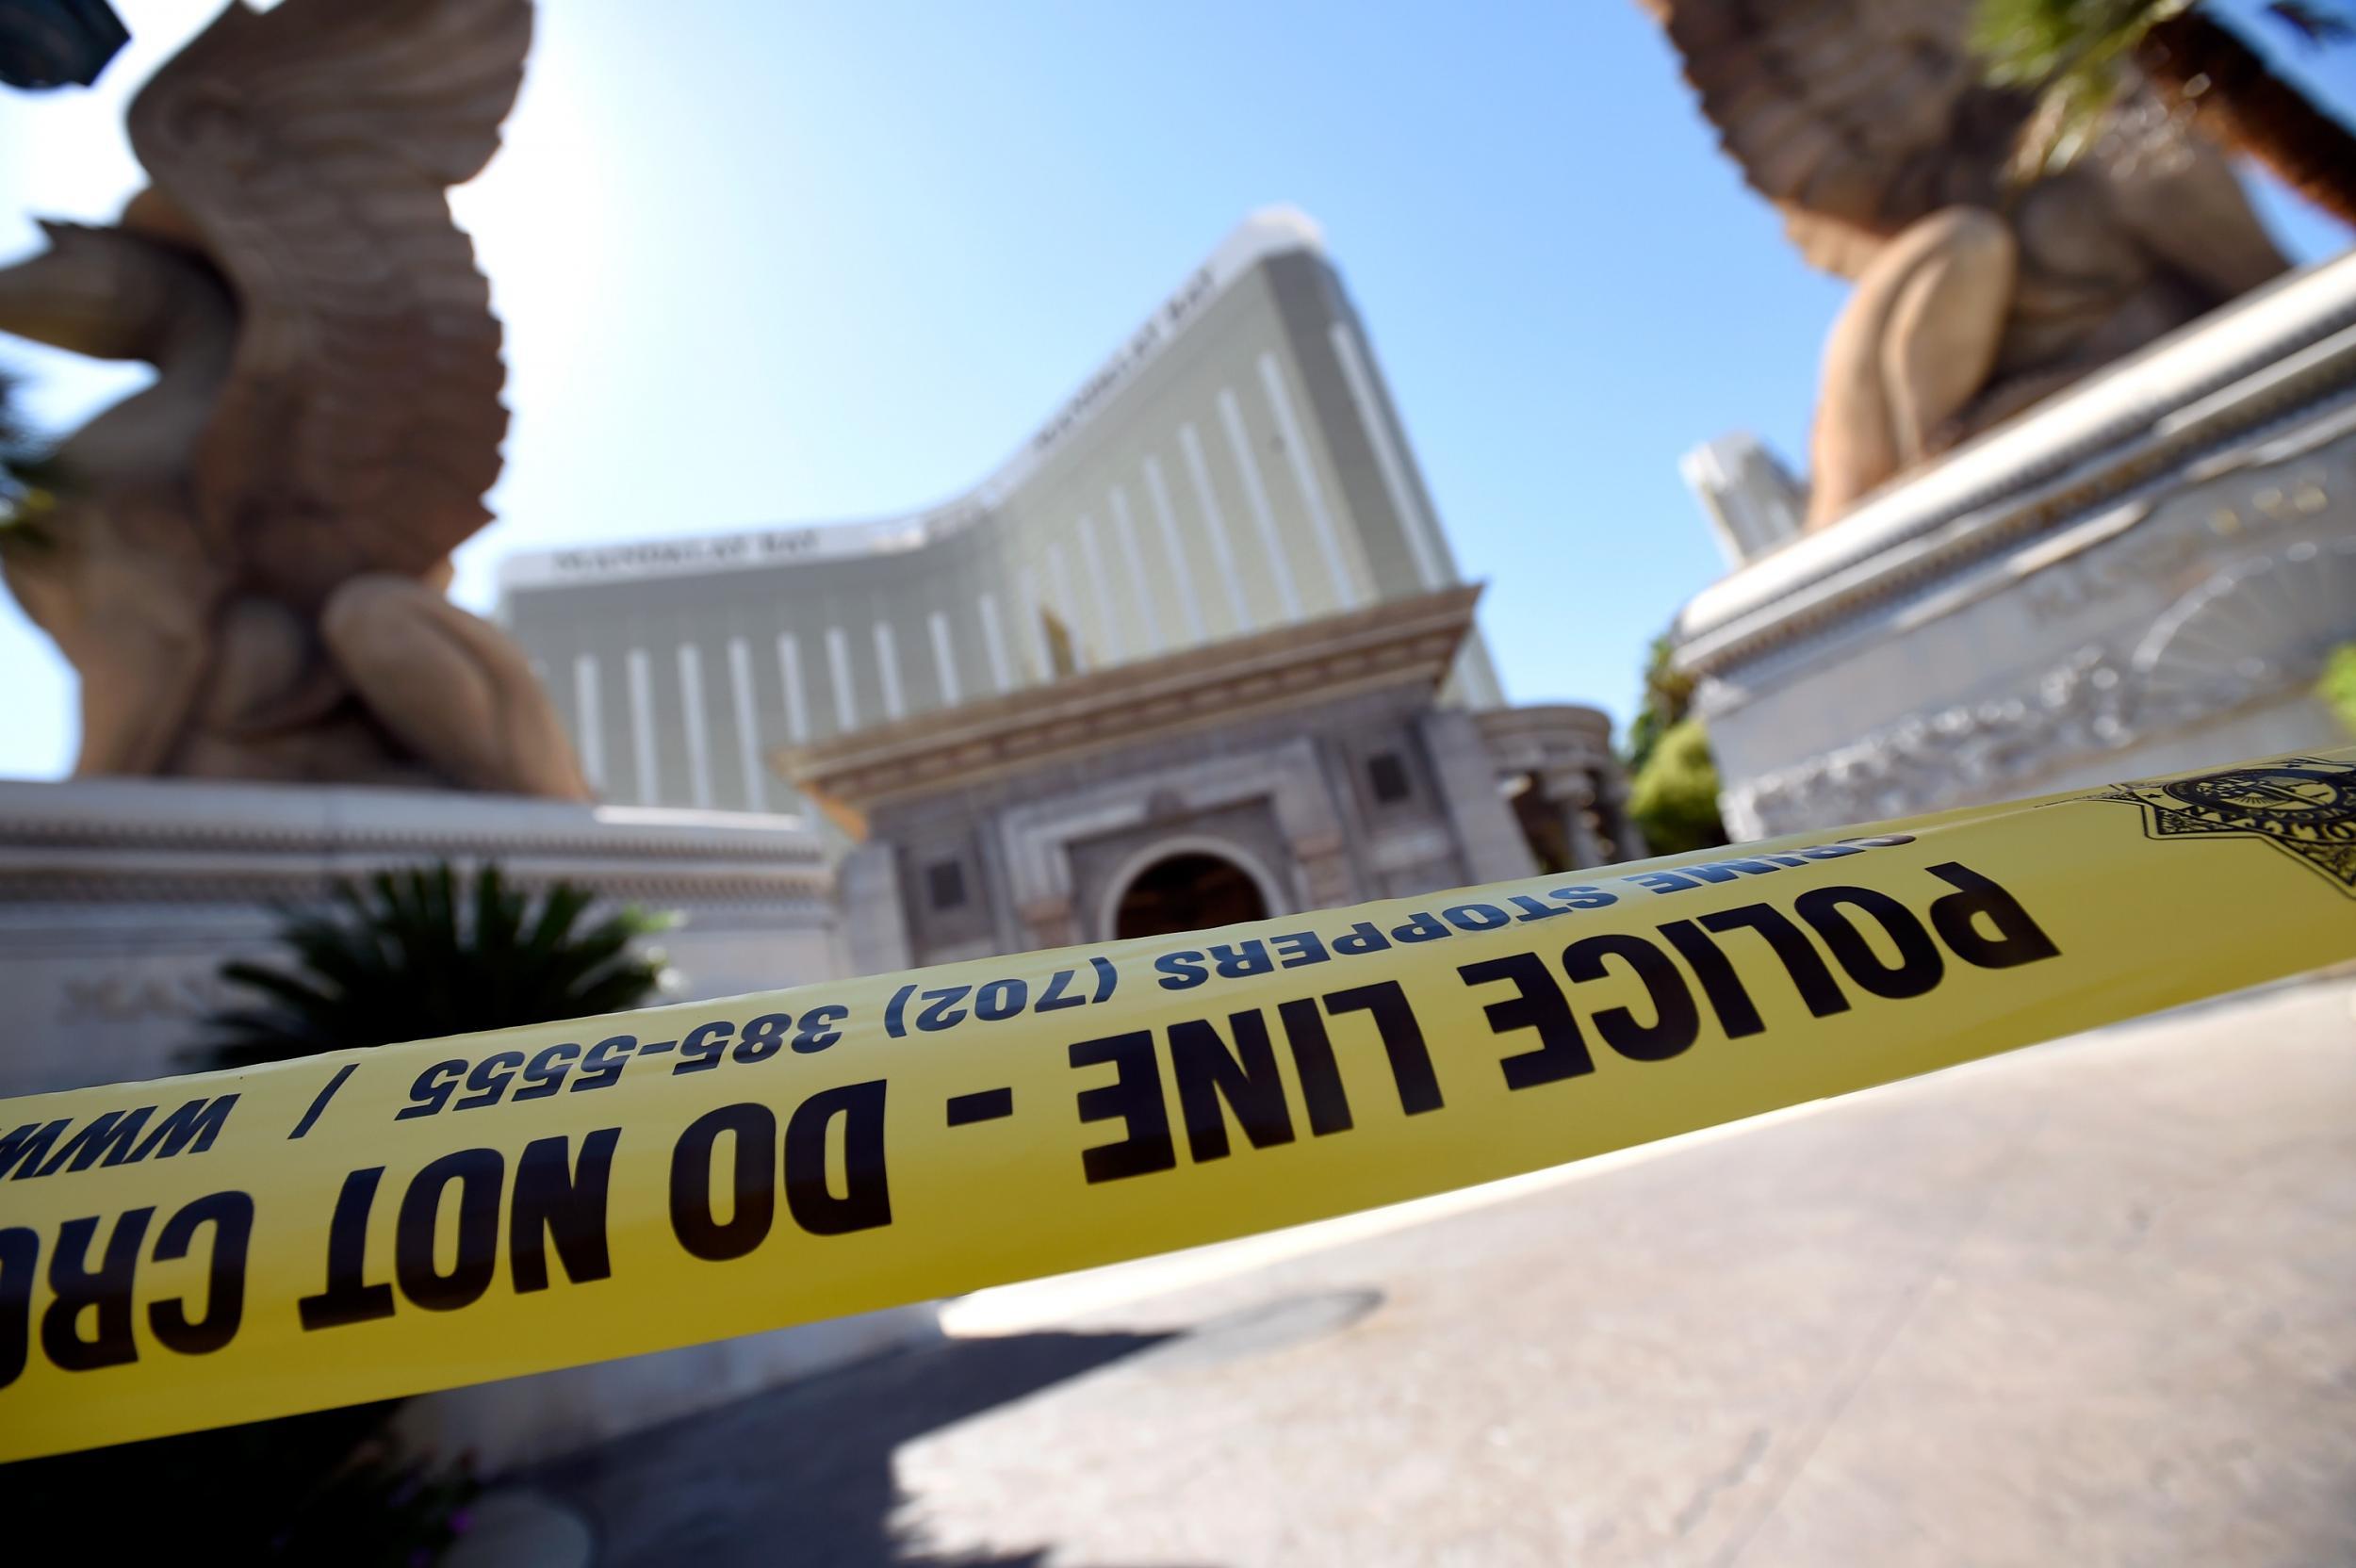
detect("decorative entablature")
(1475, 705), (1616, 781)
(0, 779), (836, 910)
(779, 586), (1482, 818)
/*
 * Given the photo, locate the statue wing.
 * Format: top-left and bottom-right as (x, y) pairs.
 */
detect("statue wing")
(1639, 0), (2032, 263)
(126, 0), (531, 609)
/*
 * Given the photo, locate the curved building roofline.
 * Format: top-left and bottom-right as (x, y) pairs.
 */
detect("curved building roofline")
(498, 205), (1328, 596)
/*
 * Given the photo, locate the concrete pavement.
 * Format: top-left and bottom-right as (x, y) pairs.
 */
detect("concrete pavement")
(535, 971), (2356, 1566)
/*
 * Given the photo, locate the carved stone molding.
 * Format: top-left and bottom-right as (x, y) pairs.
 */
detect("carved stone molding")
(992, 737), (1337, 945)
(1720, 646), (2134, 839)
(2022, 458), (2339, 626)
(784, 587), (1480, 812)
(0, 777), (836, 909)
(1722, 536), (2356, 838)
(1473, 704), (1615, 777)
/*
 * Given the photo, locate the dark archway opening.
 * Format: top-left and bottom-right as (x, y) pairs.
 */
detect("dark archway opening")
(1113, 851), (1270, 940)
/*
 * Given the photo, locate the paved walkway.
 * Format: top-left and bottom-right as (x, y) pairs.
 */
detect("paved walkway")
(535, 973), (2356, 1566)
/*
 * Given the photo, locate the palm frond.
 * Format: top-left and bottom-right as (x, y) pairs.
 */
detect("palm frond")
(526, 882), (595, 952)
(197, 863), (672, 1068)
(0, 371), (68, 545)
(216, 960), (341, 1015)
(1971, 0), (2181, 175)
(2264, 1), (2356, 44)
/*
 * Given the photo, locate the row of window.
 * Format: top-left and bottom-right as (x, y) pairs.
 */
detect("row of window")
(521, 323), (1455, 809)
(535, 612), (1464, 824)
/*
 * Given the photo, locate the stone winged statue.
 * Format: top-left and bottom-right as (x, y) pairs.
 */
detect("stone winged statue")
(0, 0), (587, 797)
(1642, 0), (2290, 529)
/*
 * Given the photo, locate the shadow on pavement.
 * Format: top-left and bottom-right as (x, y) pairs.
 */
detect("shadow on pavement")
(531, 1328), (1193, 1567)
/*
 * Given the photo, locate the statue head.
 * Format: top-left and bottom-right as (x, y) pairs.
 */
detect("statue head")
(1775, 206), (1885, 283)
(0, 219), (221, 363)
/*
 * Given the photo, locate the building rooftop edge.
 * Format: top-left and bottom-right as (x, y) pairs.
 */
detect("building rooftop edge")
(495, 205), (1329, 597)
(0, 776), (830, 864)
(778, 583), (1481, 809)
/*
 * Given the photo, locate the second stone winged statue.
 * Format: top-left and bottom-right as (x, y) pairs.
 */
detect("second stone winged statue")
(1641, 0), (2290, 530)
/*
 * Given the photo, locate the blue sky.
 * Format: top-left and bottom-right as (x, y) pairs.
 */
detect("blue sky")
(0, 0), (2348, 780)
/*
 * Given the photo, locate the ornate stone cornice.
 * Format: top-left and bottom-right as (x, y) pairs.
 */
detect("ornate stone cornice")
(782, 585), (1481, 811)
(0, 778), (836, 907)
(1720, 535), (2356, 838)
(1475, 704), (1615, 769)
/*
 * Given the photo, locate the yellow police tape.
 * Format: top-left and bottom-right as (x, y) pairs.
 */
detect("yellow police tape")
(2, 747), (2352, 1461)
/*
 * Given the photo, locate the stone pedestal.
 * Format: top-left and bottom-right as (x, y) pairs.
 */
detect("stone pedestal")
(1678, 254), (2356, 838)
(0, 776), (941, 1471)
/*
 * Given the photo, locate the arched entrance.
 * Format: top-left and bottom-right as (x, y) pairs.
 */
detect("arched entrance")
(1112, 850), (1272, 939)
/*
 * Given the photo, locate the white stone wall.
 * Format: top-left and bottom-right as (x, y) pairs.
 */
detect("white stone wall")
(0, 778), (844, 1098)
(1705, 418), (2356, 837)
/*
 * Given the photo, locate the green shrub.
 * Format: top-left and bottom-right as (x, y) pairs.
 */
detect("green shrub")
(1629, 717), (1729, 857)
(1623, 633), (1695, 776)
(2320, 643), (2356, 737)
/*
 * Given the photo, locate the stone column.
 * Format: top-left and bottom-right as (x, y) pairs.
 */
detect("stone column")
(1416, 709), (1539, 884)
(1289, 830), (1358, 911)
(1597, 768), (1648, 860)
(1267, 738), (1359, 912)
(838, 841), (911, 975)
(1546, 770), (1608, 873)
